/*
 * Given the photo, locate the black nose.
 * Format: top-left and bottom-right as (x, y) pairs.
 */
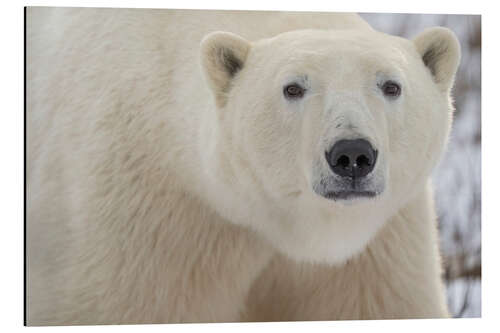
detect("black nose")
(325, 139), (377, 178)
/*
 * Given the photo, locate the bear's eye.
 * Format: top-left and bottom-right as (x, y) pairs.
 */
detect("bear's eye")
(283, 83), (306, 99)
(380, 80), (402, 98)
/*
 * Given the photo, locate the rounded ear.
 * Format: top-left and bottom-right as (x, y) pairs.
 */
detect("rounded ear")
(413, 27), (461, 93)
(200, 31), (251, 107)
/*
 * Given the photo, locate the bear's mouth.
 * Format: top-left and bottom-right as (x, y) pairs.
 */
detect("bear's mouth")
(323, 190), (377, 201)
(312, 173), (384, 203)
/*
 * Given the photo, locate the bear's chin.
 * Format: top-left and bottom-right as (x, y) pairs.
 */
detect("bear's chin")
(273, 219), (385, 265)
(259, 192), (393, 265)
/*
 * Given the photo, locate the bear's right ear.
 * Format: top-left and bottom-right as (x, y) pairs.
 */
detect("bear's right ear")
(200, 31), (251, 107)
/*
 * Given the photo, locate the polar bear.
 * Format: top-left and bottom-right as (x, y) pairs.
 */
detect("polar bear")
(26, 8), (460, 325)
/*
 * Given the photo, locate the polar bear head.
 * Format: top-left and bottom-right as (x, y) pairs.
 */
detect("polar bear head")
(199, 27), (460, 264)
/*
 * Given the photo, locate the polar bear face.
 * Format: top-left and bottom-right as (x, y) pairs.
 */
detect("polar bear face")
(200, 27), (460, 264)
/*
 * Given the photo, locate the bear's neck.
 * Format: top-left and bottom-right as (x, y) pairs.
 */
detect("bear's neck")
(147, 188), (274, 322)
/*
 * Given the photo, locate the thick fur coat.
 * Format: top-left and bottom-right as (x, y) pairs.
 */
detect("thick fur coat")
(26, 8), (460, 325)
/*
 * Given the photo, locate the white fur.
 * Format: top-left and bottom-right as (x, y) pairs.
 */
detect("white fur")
(26, 8), (460, 325)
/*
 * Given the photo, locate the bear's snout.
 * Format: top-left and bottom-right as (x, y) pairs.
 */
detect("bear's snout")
(325, 139), (377, 179)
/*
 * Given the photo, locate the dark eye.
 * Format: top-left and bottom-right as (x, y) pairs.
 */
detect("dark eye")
(283, 83), (305, 99)
(380, 80), (402, 98)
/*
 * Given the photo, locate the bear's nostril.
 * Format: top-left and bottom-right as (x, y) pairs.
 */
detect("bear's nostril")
(356, 155), (370, 167)
(337, 155), (350, 169)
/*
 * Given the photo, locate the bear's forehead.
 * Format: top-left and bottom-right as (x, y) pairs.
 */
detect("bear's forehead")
(267, 29), (405, 48)
(252, 31), (411, 74)
(255, 29), (413, 66)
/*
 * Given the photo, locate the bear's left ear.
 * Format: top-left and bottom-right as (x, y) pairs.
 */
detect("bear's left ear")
(413, 27), (461, 93)
(200, 31), (251, 107)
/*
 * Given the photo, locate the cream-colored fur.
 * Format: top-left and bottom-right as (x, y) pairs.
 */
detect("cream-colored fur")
(26, 8), (459, 325)
(243, 182), (448, 320)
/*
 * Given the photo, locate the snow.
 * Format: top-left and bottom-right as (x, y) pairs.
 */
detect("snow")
(447, 278), (482, 318)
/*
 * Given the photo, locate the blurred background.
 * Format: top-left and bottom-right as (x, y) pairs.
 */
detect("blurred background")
(360, 13), (481, 318)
